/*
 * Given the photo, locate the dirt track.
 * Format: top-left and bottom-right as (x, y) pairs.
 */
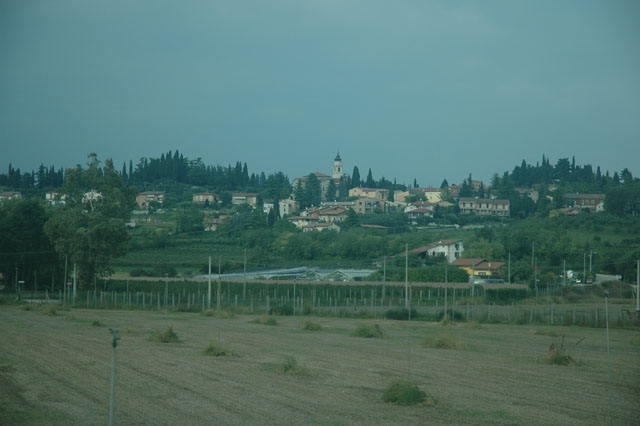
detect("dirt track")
(1, 306), (639, 425)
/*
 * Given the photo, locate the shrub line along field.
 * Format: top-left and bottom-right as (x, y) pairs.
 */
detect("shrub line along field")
(1, 305), (639, 425)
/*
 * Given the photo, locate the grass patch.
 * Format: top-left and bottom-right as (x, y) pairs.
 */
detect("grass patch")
(351, 323), (384, 338)
(64, 313), (76, 321)
(423, 334), (466, 350)
(149, 325), (180, 343)
(91, 320), (103, 327)
(545, 336), (577, 366)
(203, 341), (235, 357)
(384, 308), (417, 321)
(300, 320), (322, 331)
(629, 336), (640, 346)
(19, 304), (36, 311)
(535, 329), (558, 337)
(382, 380), (430, 406)
(279, 356), (307, 375)
(250, 316), (278, 326)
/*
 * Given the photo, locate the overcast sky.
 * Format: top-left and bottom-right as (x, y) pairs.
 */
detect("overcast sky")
(1, 0), (639, 186)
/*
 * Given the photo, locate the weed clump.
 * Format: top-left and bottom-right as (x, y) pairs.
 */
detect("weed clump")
(91, 320), (103, 327)
(279, 356), (307, 375)
(203, 309), (235, 319)
(250, 316), (278, 326)
(64, 313), (76, 321)
(352, 323), (384, 338)
(300, 320), (322, 331)
(464, 320), (484, 329)
(149, 325), (180, 343)
(40, 304), (58, 316)
(423, 334), (466, 350)
(545, 336), (576, 366)
(535, 329), (558, 337)
(269, 304), (294, 316)
(382, 380), (429, 406)
(203, 341), (235, 357)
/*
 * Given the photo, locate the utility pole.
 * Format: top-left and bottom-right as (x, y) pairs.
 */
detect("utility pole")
(531, 241), (535, 266)
(382, 255), (386, 304)
(508, 252), (511, 284)
(243, 248), (247, 300)
(164, 274), (168, 317)
(404, 243), (408, 309)
(217, 256), (221, 311)
(207, 256), (212, 308)
(34, 270), (37, 298)
(63, 256), (68, 304)
(108, 328), (120, 426)
(534, 258), (538, 297)
(563, 260), (566, 287)
(72, 263), (77, 306)
(583, 253), (586, 283)
(636, 259), (639, 317)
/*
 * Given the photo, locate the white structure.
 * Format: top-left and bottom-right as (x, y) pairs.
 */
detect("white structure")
(333, 152), (343, 180)
(405, 239), (464, 263)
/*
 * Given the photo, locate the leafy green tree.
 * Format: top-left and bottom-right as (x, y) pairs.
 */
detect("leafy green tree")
(0, 198), (59, 289)
(44, 154), (136, 287)
(343, 208), (360, 229)
(176, 205), (204, 233)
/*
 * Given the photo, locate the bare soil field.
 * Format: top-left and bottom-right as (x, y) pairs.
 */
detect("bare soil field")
(1, 305), (639, 425)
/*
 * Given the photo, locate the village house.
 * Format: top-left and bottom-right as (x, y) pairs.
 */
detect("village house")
(287, 215), (320, 229)
(302, 222), (341, 233)
(398, 239), (464, 263)
(192, 192), (217, 204)
(458, 197), (510, 217)
(0, 191), (21, 203)
(563, 193), (605, 213)
(263, 199), (275, 214)
(279, 199), (299, 217)
(232, 193), (258, 208)
(451, 258), (504, 279)
(308, 206), (348, 223)
(354, 197), (384, 214)
(45, 191), (66, 206)
(136, 191), (165, 209)
(204, 215), (231, 232)
(348, 187), (389, 201)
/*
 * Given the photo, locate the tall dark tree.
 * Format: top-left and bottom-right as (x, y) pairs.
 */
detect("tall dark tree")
(351, 166), (361, 188)
(440, 178), (449, 188)
(365, 169), (374, 187)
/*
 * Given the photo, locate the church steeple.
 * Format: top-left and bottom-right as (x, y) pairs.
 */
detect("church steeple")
(333, 152), (343, 180)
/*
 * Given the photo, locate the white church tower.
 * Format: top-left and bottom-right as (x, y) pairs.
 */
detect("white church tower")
(332, 152), (343, 180)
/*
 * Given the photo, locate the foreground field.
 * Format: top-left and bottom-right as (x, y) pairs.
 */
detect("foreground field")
(1, 306), (639, 425)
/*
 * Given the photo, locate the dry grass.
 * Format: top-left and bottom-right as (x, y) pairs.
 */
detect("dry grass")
(149, 325), (180, 343)
(40, 304), (58, 316)
(423, 334), (466, 350)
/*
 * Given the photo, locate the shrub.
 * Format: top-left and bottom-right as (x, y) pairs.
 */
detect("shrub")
(270, 304), (294, 316)
(279, 356), (307, 375)
(300, 320), (322, 331)
(382, 380), (428, 406)
(149, 325), (180, 343)
(352, 323), (384, 338)
(203, 341), (234, 357)
(91, 320), (102, 327)
(424, 334), (466, 350)
(384, 308), (417, 321)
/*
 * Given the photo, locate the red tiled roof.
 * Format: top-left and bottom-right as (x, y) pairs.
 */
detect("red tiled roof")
(451, 258), (485, 267)
(360, 224), (389, 229)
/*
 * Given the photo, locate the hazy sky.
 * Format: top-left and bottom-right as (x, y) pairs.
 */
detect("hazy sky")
(1, 0), (639, 186)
